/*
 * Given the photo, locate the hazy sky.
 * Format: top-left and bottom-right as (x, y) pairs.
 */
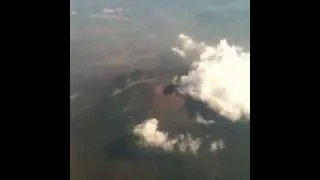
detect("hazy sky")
(71, 0), (249, 46)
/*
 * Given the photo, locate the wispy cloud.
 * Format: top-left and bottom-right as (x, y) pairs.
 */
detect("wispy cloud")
(70, 93), (80, 101)
(195, 113), (215, 125)
(210, 139), (225, 152)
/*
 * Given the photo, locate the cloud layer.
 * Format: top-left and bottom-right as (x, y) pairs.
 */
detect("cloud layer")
(171, 34), (250, 121)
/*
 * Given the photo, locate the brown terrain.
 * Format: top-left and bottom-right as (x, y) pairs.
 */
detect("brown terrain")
(145, 82), (193, 134)
(151, 83), (184, 111)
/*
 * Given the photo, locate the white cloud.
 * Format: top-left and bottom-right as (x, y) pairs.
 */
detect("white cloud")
(133, 118), (177, 152)
(195, 114), (215, 125)
(210, 139), (225, 152)
(171, 47), (186, 58)
(133, 118), (202, 155)
(176, 134), (202, 155)
(171, 34), (250, 121)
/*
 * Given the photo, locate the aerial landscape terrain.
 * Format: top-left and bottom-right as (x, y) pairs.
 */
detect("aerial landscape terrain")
(70, 0), (250, 180)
